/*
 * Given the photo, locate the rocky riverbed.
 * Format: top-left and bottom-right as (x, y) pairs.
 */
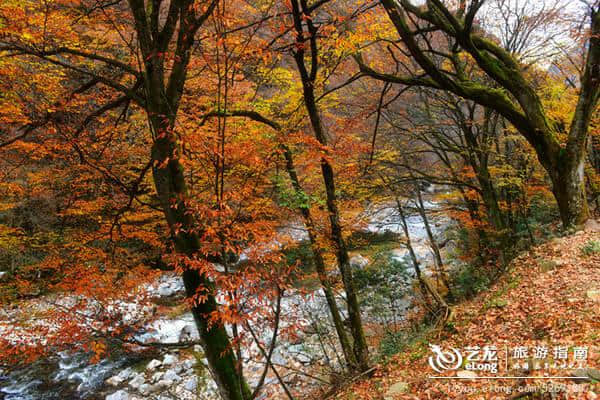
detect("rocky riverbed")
(0, 199), (454, 400)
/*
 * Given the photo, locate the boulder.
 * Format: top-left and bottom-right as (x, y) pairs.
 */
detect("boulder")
(116, 368), (134, 381)
(183, 359), (197, 370)
(163, 369), (182, 382)
(349, 255), (369, 269)
(151, 371), (164, 383)
(270, 349), (285, 366)
(162, 353), (178, 365)
(146, 359), (162, 371)
(172, 364), (184, 374)
(106, 375), (125, 387)
(183, 376), (198, 392)
(157, 283), (176, 297)
(138, 383), (152, 395)
(156, 379), (173, 388)
(106, 390), (130, 400)
(128, 374), (145, 390)
(384, 381), (409, 399)
(179, 324), (195, 342)
(138, 383), (162, 395)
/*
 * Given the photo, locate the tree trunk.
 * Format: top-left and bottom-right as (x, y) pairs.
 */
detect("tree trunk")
(298, 74), (370, 372)
(373, 0), (600, 230)
(552, 6), (600, 227)
(289, 0), (369, 370)
(303, 97), (370, 371)
(413, 185), (453, 300)
(395, 197), (447, 310)
(151, 128), (251, 400)
(319, 159), (370, 371)
(123, 1), (251, 397)
(552, 157), (589, 228)
(473, 162), (512, 267)
(299, 80), (370, 371)
(281, 145), (358, 370)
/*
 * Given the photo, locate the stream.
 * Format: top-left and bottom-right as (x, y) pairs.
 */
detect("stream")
(0, 199), (452, 400)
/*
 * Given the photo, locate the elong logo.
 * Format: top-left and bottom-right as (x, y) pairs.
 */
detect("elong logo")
(428, 344), (463, 373)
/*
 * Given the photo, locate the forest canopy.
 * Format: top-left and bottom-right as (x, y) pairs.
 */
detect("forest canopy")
(0, 0), (598, 399)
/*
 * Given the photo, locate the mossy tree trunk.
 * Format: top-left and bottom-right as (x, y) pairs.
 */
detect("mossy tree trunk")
(359, 0), (600, 228)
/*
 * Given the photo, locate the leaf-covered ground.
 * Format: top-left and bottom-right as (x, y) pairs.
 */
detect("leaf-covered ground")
(334, 229), (600, 400)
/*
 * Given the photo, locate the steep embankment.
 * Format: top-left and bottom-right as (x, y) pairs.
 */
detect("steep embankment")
(335, 226), (600, 399)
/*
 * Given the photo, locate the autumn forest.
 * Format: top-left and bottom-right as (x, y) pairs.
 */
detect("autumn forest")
(0, 0), (599, 399)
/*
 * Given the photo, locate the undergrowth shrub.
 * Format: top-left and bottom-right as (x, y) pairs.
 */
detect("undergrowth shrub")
(450, 263), (492, 299)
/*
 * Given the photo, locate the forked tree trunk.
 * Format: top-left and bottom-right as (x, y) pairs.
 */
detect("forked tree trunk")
(372, 0), (600, 230)
(125, 0), (251, 395)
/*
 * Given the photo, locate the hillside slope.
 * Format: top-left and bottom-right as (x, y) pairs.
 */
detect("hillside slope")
(336, 227), (600, 400)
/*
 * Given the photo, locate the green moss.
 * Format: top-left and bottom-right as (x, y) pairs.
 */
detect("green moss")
(484, 297), (507, 310)
(581, 240), (600, 256)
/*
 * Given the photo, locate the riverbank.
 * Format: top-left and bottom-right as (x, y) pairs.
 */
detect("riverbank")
(330, 225), (600, 400)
